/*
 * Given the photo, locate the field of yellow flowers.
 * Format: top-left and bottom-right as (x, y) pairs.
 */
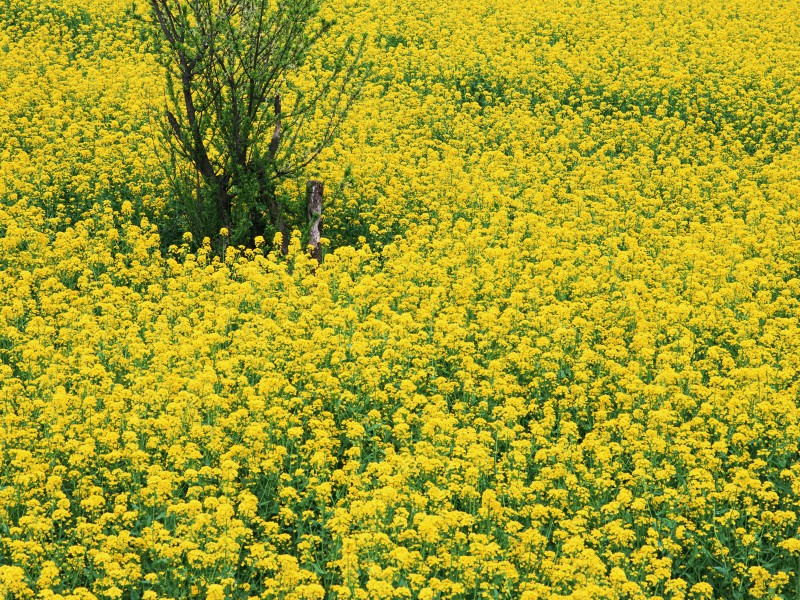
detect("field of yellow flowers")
(3, 0), (800, 598)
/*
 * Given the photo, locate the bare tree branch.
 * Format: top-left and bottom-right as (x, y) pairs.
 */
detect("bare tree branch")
(145, 0), (367, 251)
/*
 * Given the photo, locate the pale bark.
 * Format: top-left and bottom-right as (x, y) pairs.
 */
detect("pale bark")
(306, 180), (324, 262)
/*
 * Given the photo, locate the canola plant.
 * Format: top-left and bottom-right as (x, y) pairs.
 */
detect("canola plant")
(2, 0), (800, 598)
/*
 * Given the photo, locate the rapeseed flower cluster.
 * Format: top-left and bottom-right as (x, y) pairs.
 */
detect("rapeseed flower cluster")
(2, 0), (800, 598)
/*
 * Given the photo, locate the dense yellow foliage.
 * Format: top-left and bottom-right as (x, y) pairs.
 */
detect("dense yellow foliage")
(3, 0), (800, 598)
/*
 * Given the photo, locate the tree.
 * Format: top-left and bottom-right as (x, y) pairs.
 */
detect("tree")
(145, 0), (365, 253)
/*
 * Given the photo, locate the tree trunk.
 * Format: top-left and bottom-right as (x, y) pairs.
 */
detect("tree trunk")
(253, 171), (290, 255)
(306, 180), (324, 262)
